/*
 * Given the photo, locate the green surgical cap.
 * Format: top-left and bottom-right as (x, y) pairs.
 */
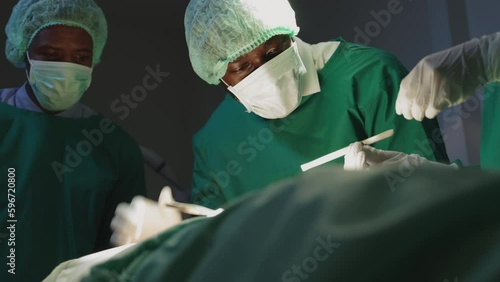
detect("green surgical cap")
(5, 0), (108, 68)
(185, 0), (300, 85)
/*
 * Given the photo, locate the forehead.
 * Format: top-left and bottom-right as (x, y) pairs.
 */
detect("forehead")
(30, 25), (93, 50)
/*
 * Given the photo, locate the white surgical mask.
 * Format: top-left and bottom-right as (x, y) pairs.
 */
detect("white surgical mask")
(26, 54), (92, 111)
(224, 41), (307, 119)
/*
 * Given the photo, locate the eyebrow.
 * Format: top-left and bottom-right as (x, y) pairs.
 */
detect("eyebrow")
(35, 45), (61, 50)
(36, 45), (92, 53)
(266, 35), (288, 45)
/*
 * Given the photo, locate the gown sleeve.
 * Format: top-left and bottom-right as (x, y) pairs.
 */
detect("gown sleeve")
(190, 137), (228, 209)
(93, 130), (147, 251)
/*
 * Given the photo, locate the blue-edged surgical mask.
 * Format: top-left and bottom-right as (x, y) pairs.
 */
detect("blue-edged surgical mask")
(223, 41), (307, 119)
(26, 54), (93, 111)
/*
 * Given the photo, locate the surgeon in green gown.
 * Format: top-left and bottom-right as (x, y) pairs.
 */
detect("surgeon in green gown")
(184, 0), (449, 209)
(0, 0), (146, 281)
(344, 32), (500, 170)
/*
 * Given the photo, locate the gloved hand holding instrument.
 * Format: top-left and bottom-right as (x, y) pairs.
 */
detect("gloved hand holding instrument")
(110, 186), (223, 246)
(343, 142), (458, 171)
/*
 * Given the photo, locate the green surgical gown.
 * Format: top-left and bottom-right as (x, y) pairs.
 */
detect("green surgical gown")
(82, 166), (500, 282)
(481, 82), (500, 169)
(191, 38), (449, 209)
(0, 102), (146, 281)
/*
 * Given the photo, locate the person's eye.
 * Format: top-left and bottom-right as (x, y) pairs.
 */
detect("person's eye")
(76, 54), (91, 61)
(234, 62), (250, 73)
(266, 48), (278, 56)
(42, 51), (57, 58)
(265, 48), (281, 61)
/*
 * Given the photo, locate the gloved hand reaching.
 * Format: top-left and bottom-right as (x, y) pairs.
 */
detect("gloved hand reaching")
(110, 186), (182, 246)
(343, 142), (457, 171)
(396, 32), (500, 121)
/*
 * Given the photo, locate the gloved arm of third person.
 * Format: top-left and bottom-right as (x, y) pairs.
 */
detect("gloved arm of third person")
(344, 142), (459, 171)
(396, 32), (500, 121)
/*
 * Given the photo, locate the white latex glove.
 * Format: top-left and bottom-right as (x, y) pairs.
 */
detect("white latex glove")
(110, 187), (182, 246)
(344, 142), (457, 170)
(396, 32), (500, 121)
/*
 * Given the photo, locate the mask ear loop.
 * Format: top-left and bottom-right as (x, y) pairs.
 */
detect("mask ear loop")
(220, 78), (230, 88)
(25, 52), (33, 81)
(220, 78), (237, 97)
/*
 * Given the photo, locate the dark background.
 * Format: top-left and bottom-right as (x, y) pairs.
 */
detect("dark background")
(1, 0), (498, 200)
